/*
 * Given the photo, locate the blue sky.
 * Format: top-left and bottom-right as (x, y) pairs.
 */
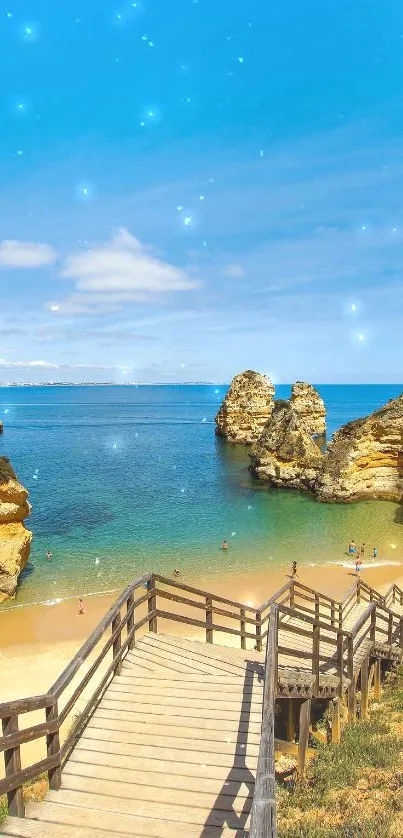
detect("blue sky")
(1, 0), (403, 383)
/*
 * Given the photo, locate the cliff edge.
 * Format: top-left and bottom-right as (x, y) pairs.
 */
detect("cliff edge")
(0, 457), (32, 601)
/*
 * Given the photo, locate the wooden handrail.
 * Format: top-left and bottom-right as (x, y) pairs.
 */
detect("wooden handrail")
(250, 603), (278, 838)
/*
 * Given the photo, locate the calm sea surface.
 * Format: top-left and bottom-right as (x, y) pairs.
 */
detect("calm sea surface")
(1, 384), (402, 608)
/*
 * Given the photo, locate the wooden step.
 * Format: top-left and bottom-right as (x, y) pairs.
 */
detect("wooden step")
(126, 646), (245, 677)
(44, 788), (252, 830)
(77, 732), (259, 765)
(61, 767), (254, 809)
(0, 817), (130, 838)
(26, 801), (248, 837)
(90, 707), (262, 737)
(107, 681), (261, 700)
(70, 745), (257, 781)
(98, 696), (263, 722)
(137, 637), (256, 675)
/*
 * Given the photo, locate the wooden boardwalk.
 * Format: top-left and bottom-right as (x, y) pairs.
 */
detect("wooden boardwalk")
(1, 574), (403, 838)
(2, 635), (265, 837)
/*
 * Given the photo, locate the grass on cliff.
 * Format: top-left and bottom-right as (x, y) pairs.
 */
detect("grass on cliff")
(278, 665), (403, 838)
(0, 457), (16, 484)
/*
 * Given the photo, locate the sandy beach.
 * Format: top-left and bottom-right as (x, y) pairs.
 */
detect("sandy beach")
(1, 562), (402, 705)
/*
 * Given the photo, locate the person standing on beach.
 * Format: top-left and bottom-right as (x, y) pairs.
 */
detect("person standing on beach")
(360, 543), (365, 557)
(291, 560), (298, 577)
(78, 597), (85, 615)
(348, 540), (356, 556)
(355, 557), (362, 575)
(373, 546), (378, 558)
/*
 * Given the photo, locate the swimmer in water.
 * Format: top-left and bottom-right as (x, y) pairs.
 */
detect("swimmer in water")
(46, 550), (53, 561)
(222, 540), (228, 551)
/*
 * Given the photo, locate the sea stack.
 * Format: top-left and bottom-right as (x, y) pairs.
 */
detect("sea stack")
(289, 381), (326, 436)
(250, 400), (324, 490)
(315, 392), (403, 503)
(0, 457), (32, 601)
(215, 370), (275, 444)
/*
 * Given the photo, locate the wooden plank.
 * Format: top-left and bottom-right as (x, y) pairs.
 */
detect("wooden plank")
(44, 788), (252, 830)
(0, 818), (131, 838)
(107, 682), (261, 701)
(374, 658), (382, 700)
(143, 633), (260, 669)
(62, 761), (253, 800)
(0, 695), (53, 719)
(135, 637), (248, 676)
(26, 801), (248, 838)
(69, 746), (257, 782)
(77, 728), (260, 767)
(100, 693), (263, 715)
(90, 707), (262, 736)
(153, 573), (256, 613)
(155, 609), (256, 641)
(81, 725), (261, 757)
(99, 697), (263, 723)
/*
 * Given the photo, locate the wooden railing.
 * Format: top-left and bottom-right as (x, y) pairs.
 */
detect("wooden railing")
(0, 572), (260, 816)
(1, 570), (403, 822)
(250, 578), (403, 838)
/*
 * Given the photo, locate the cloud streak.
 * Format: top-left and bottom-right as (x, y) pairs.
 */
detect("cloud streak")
(51, 228), (200, 314)
(0, 240), (57, 267)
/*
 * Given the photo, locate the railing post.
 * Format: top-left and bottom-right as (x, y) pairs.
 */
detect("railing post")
(370, 607), (376, 642)
(338, 603), (343, 630)
(373, 658), (381, 701)
(112, 611), (122, 676)
(314, 594), (319, 622)
(250, 603), (278, 838)
(298, 698), (312, 777)
(289, 580), (295, 609)
(46, 699), (61, 790)
(337, 631), (344, 698)
(255, 611), (262, 652)
(206, 597), (213, 644)
(331, 698), (340, 743)
(388, 612), (393, 645)
(240, 607), (246, 650)
(147, 576), (157, 633)
(330, 601), (336, 627)
(400, 617), (403, 649)
(360, 657), (369, 719)
(312, 623), (320, 696)
(2, 714), (25, 817)
(127, 591), (135, 651)
(347, 636), (355, 720)
(356, 580), (361, 604)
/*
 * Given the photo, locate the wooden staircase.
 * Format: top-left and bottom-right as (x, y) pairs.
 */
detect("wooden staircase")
(2, 635), (264, 837)
(1, 574), (403, 838)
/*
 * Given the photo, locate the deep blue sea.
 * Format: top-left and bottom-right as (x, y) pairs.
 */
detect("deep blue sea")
(1, 384), (402, 608)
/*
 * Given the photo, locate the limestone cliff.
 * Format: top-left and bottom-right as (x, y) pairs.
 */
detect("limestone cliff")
(0, 457), (32, 601)
(315, 393), (403, 503)
(215, 370), (275, 444)
(250, 400), (324, 490)
(290, 381), (326, 436)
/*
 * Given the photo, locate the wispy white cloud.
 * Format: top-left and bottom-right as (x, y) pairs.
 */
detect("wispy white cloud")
(0, 240), (57, 267)
(51, 228), (200, 314)
(222, 264), (246, 278)
(0, 358), (117, 370)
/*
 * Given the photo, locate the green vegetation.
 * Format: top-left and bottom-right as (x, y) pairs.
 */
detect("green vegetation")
(0, 456), (16, 484)
(278, 665), (403, 838)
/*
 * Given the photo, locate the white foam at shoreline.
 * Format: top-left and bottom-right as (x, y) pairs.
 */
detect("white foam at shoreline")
(327, 560), (401, 569)
(2, 588), (119, 611)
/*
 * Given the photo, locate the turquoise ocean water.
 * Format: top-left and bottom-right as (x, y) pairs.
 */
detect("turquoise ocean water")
(1, 384), (403, 609)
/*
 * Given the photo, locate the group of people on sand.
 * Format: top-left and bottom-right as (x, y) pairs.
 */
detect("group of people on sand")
(348, 540), (378, 574)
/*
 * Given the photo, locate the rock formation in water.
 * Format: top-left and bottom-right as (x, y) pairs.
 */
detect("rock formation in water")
(289, 381), (326, 436)
(250, 400), (324, 490)
(215, 370), (275, 444)
(315, 393), (403, 503)
(0, 457), (32, 601)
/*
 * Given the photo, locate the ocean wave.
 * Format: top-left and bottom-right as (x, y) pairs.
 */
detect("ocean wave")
(3, 588), (119, 611)
(326, 560), (402, 569)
